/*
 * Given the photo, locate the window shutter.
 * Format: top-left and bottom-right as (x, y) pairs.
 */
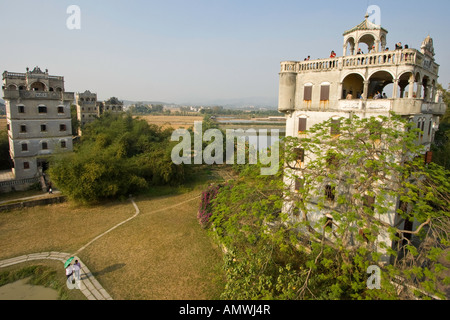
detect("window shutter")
(425, 151), (433, 164)
(330, 119), (341, 135)
(298, 118), (307, 133)
(325, 185), (335, 201)
(320, 85), (330, 101)
(363, 195), (375, 211)
(304, 86), (312, 101)
(295, 177), (304, 192)
(294, 148), (305, 162)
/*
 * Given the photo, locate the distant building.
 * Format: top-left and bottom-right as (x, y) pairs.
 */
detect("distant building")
(2, 67), (74, 182)
(76, 90), (98, 131)
(100, 97), (124, 114)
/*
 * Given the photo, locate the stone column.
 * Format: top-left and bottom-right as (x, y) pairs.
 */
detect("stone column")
(416, 83), (422, 99)
(363, 80), (370, 100)
(392, 79), (399, 99)
(338, 82), (343, 99)
(408, 78), (415, 99)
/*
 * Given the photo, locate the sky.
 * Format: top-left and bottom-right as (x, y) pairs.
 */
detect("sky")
(1, 0), (449, 106)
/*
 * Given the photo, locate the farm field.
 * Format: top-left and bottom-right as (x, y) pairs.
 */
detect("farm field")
(136, 115), (203, 129)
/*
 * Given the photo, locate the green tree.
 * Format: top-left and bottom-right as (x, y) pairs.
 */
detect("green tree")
(0, 129), (12, 170)
(48, 113), (187, 204)
(431, 84), (450, 170)
(70, 104), (80, 136)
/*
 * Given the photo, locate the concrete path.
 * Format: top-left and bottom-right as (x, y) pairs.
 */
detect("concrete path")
(0, 252), (112, 300)
(0, 197), (142, 300)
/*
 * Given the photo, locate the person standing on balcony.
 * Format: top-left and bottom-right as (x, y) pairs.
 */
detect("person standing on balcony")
(330, 51), (336, 58)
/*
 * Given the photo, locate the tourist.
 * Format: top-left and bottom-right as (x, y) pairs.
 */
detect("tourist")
(383, 93), (388, 99)
(330, 50), (336, 58)
(346, 92), (353, 100)
(73, 260), (81, 280)
(65, 263), (73, 280)
(373, 91), (381, 99)
(357, 48), (363, 55)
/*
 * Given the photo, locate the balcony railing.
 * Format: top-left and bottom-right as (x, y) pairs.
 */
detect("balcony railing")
(2, 89), (74, 101)
(281, 49), (439, 75)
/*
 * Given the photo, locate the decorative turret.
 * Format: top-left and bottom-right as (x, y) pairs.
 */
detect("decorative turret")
(421, 36), (435, 58)
(343, 13), (388, 55)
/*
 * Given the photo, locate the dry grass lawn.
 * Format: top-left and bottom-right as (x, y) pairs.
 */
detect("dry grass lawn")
(137, 115), (203, 130)
(0, 201), (135, 260)
(79, 190), (224, 300)
(0, 185), (225, 300)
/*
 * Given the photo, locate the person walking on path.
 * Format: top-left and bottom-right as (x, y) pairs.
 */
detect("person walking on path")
(73, 260), (81, 280)
(65, 263), (73, 280)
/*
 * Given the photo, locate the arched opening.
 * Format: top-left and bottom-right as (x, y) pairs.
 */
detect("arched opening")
(422, 76), (430, 101)
(368, 71), (394, 99)
(397, 72), (414, 98)
(342, 73), (364, 99)
(358, 34), (376, 53)
(7, 84), (17, 90)
(344, 37), (356, 56)
(30, 81), (46, 92)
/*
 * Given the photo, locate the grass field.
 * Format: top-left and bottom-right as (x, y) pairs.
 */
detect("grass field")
(137, 115), (204, 129)
(0, 167), (229, 300)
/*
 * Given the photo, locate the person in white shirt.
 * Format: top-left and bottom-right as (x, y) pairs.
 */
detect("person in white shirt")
(73, 260), (81, 280)
(65, 264), (73, 280)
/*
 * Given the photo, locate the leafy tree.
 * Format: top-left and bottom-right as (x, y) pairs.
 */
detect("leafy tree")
(205, 113), (449, 300)
(48, 113), (187, 204)
(0, 129), (12, 170)
(70, 104), (80, 136)
(431, 84), (450, 170)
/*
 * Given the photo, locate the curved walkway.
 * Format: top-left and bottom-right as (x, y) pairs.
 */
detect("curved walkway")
(0, 252), (112, 300)
(0, 197), (141, 300)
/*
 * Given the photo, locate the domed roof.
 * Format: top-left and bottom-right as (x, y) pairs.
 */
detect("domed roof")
(343, 14), (388, 36)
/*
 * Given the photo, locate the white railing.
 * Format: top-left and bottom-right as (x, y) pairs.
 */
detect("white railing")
(280, 49), (437, 74)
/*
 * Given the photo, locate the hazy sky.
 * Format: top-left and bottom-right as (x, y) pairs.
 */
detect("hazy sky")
(1, 0), (449, 105)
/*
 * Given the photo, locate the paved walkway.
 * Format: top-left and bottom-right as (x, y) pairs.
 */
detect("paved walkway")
(0, 197), (141, 300)
(0, 252), (112, 300)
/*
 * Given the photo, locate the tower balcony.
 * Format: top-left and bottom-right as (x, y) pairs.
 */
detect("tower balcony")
(2, 88), (74, 102)
(333, 99), (445, 115)
(280, 49), (439, 76)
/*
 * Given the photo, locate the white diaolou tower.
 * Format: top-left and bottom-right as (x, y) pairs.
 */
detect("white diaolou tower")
(278, 14), (446, 262)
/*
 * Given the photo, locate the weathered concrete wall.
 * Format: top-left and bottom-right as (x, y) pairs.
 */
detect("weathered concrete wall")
(0, 196), (66, 212)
